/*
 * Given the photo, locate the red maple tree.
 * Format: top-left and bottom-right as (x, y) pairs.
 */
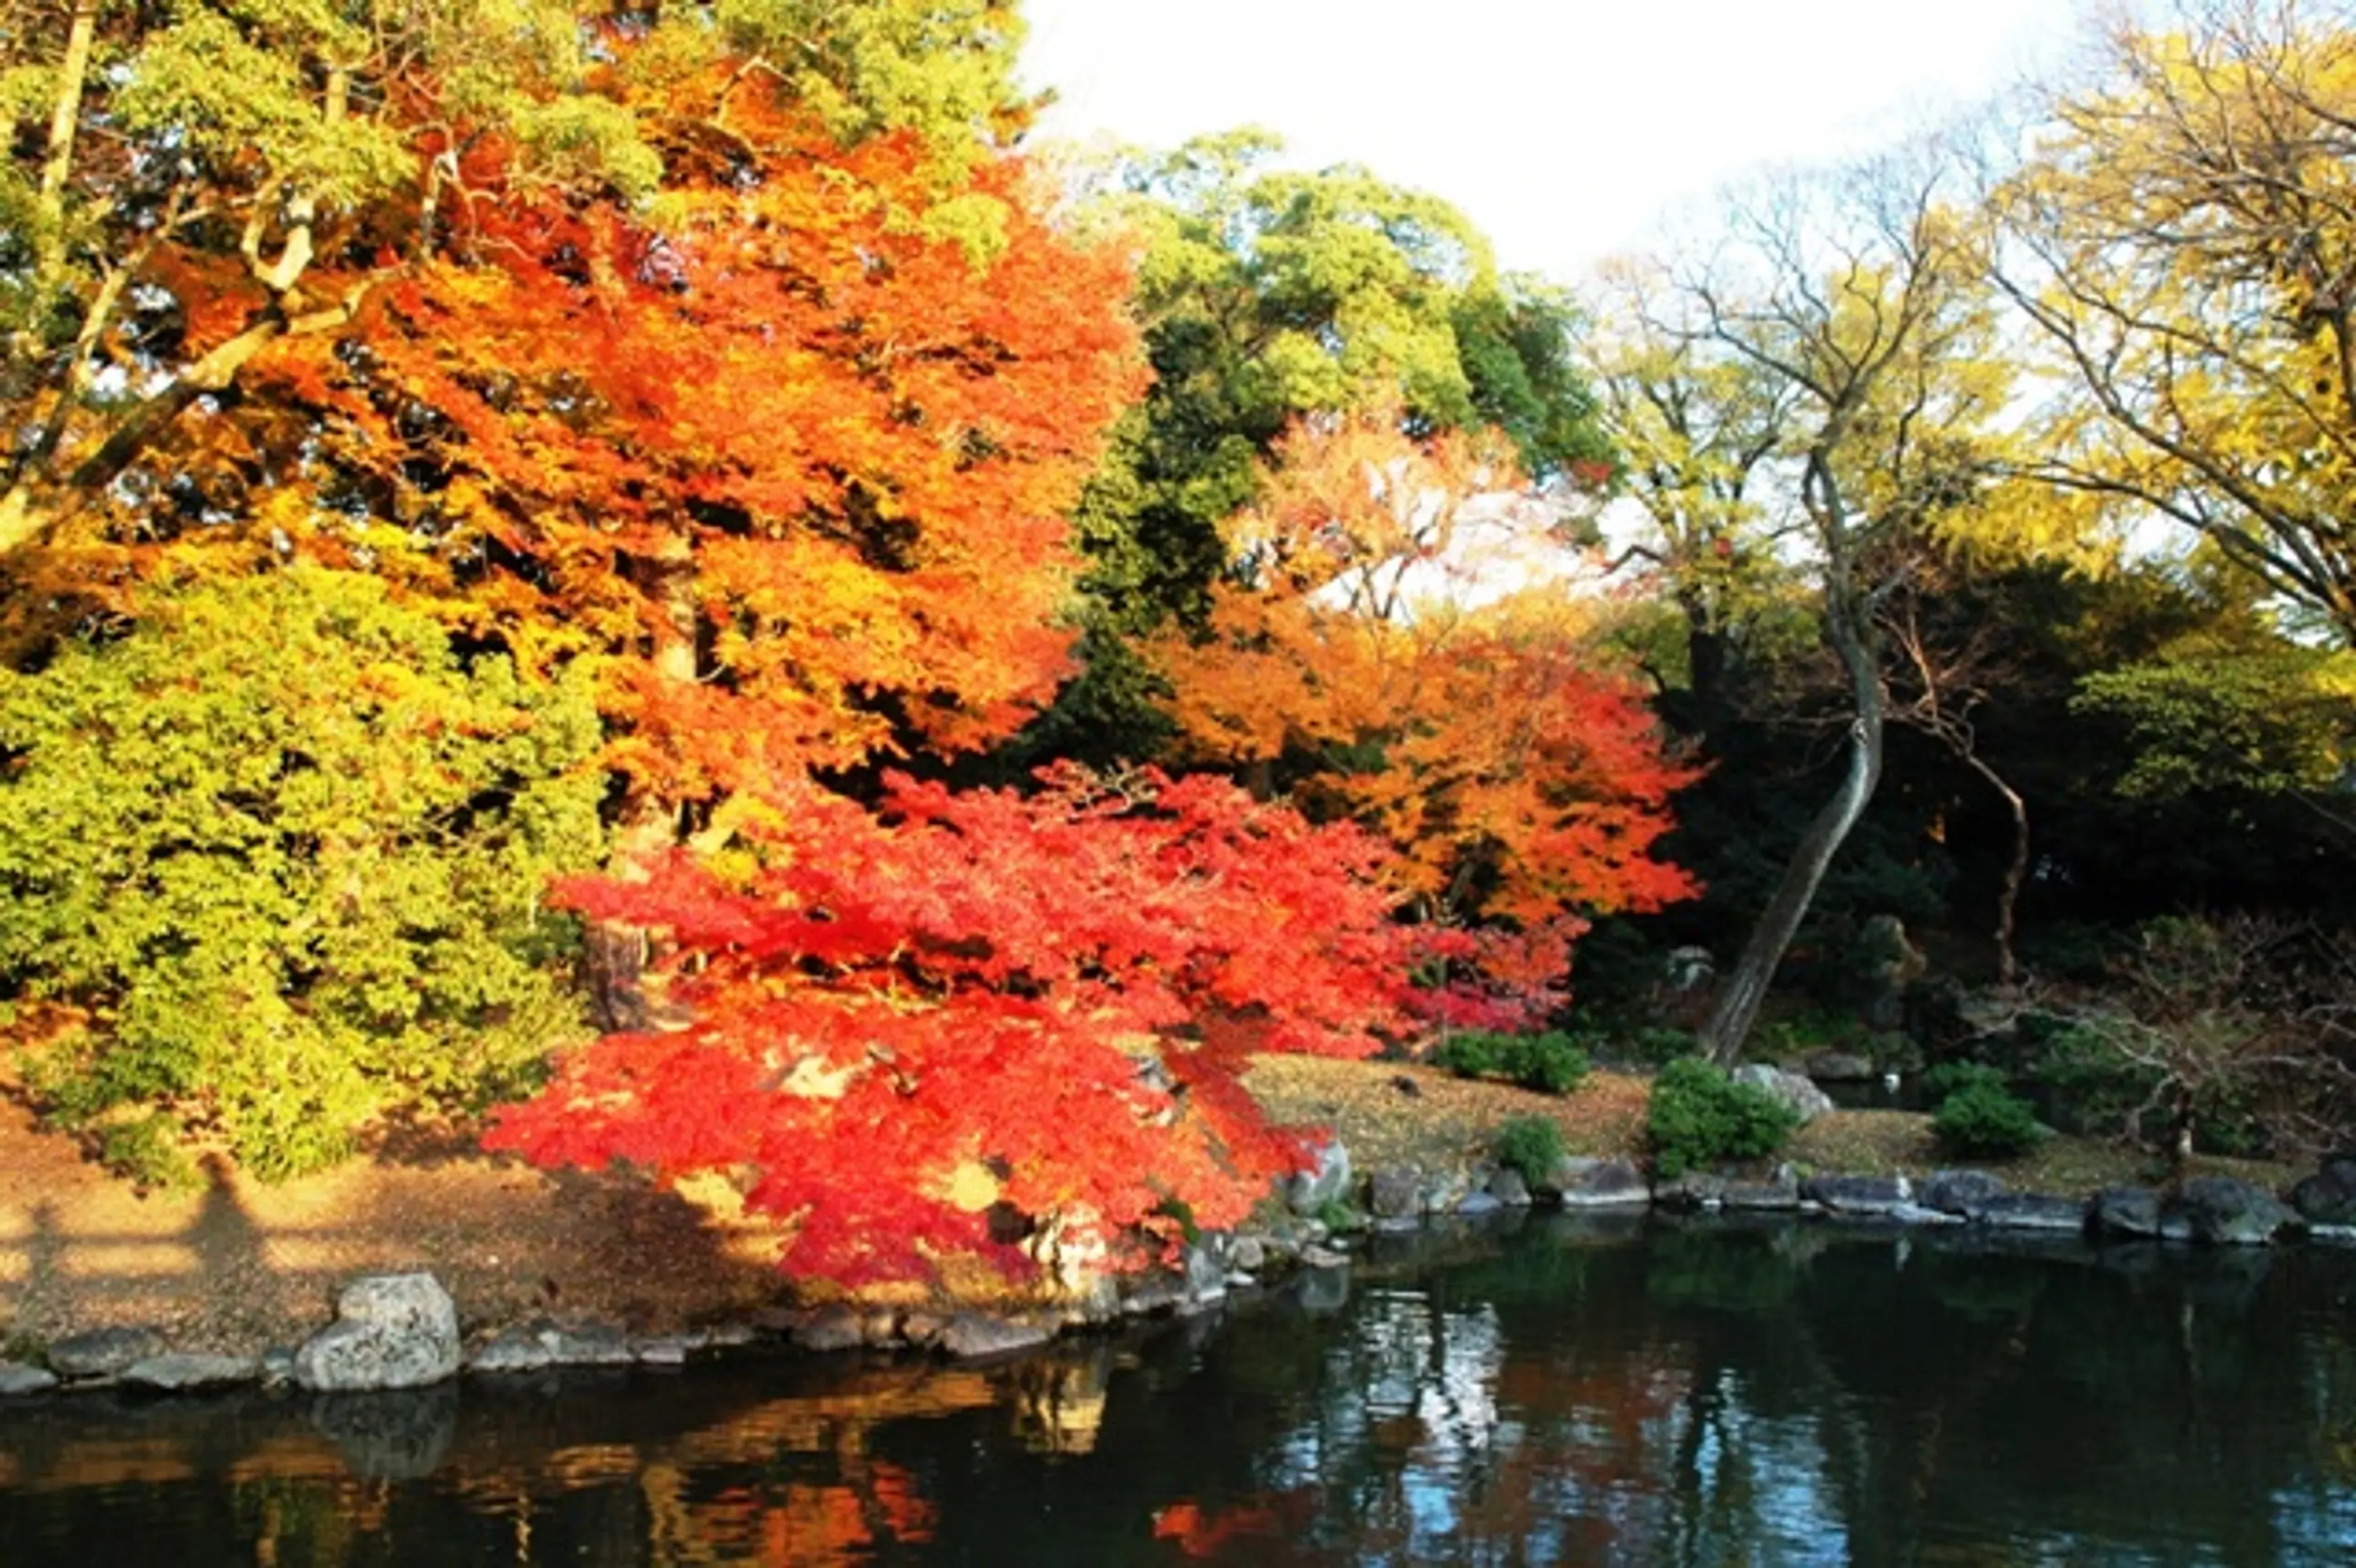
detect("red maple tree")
(485, 766), (1519, 1287)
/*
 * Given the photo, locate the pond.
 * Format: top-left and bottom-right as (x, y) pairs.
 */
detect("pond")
(4, 1214), (2355, 1565)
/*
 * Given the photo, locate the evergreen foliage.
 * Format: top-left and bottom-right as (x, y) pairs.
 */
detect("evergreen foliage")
(1645, 1059), (1800, 1179)
(0, 568), (606, 1180)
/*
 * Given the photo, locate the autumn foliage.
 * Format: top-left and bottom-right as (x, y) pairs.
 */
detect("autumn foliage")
(484, 766), (1520, 1287)
(1154, 414), (1698, 930)
(240, 89), (1144, 805)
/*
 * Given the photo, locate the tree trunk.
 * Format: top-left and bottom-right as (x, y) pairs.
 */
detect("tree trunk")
(1961, 753), (2028, 990)
(587, 535), (701, 1032)
(1702, 608), (1883, 1067)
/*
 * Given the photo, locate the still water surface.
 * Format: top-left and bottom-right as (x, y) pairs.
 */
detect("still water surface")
(4, 1214), (2355, 1566)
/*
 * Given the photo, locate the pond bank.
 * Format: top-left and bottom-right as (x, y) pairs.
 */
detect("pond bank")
(1, 1057), (2339, 1400)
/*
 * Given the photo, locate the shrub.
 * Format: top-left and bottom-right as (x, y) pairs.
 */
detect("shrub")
(1431, 1032), (1506, 1078)
(1430, 1029), (1591, 1095)
(1619, 1026), (1700, 1067)
(1646, 1059), (1800, 1179)
(1922, 1061), (2008, 1108)
(1932, 1082), (2043, 1159)
(1493, 1115), (1566, 1185)
(0, 568), (608, 1180)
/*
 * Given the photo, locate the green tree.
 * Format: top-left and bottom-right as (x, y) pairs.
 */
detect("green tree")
(1025, 131), (1613, 765)
(1613, 144), (2008, 1063)
(0, 566), (606, 1180)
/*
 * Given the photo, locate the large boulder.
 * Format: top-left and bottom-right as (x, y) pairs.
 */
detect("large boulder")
(1732, 1064), (1835, 1126)
(2092, 1187), (2194, 1243)
(937, 1313), (1053, 1361)
(1802, 1174), (1912, 1217)
(1919, 1169), (2008, 1220)
(1284, 1138), (1353, 1217)
(293, 1273), (462, 1392)
(1976, 1194), (2091, 1233)
(1544, 1156), (1652, 1209)
(1367, 1168), (1422, 1223)
(2291, 1156), (2356, 1225)
(2177, 1176), (2302, 1246)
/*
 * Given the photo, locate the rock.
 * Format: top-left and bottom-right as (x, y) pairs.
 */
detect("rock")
(703, 1323), (757, 1349)
(0, 1360), (58, 1397)
(1230, 1236), (1267, 1273)
(1802, 1175), (1912, 1217)
(1455, 1191), (1504, 1217)
(1120, 1275), (1189, 1317)
(900, 1312), (948, 1347)
(1920, 1169), (2009, 1220)
(633, 1335), (701, 1367)
(1855, 913), (1926, 1032)
(1652, 1170), (1727, 1211)
(121, 1353), (260, 1392)
(1419, 1169), (1473, 1216)
(1059, 1275), (1122, 1326)
(2092, 1187), (2166, 1240)
(1298, 1244), (1350, 1270)
(1886, 1203), (1965, 1227)
(1368, 1169), (1421, 1222)
(792, 1305), (865, 1354)
(1184, 1243), (1227, 1297)
(1722, 1167), (1802, 1211)
(468, 1328), (558, 1374)
(1546, 1156), (1652, 1209)
(1665, 946), (1716, 992)
(2291, 1164), (2356, 1225)
(48, 1325), (166, 1381)
(1805, 1050), (1878, 1083)
(1284, 1138), (1353, 1216)
(1976, 1194), (2090, 1233)
(1732, 1064), (1836, 1125)
(261, 1347), (297, 1387)
(1486, 1167), (1533, 1207)
(937, 1313), (1053, 1361)
(293, 1273), (461, 1392)
(546, 1324), (635, 1365)
(2177, 1176), (2302, 1246)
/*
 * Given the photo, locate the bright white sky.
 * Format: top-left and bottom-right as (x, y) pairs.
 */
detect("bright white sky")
(1020, 1), (2084, 284)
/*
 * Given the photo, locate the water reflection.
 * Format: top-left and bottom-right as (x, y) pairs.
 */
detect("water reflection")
(4, 1218), (2356, 1565)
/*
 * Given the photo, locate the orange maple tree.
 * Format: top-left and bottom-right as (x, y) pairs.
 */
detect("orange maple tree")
(484, 765), (1523, 1287)
(1154, 413), (1699, 938)
(247, 79), (1144, 815)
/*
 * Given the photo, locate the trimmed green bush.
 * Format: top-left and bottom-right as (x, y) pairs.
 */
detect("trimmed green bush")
(1932, 1082), (2043, 1159)
(1493, 1114), (1566, 1185)
(0, 567), (608, 1181)
(1431, 1029), (1591, 1095)
(1922, 1060), (2008, 1108)
(1646, 1059), (1800, 1179)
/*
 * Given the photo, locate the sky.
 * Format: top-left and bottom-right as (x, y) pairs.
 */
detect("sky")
(1019, 1), (2087, 285)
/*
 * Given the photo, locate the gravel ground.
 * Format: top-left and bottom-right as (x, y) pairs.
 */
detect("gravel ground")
(0, 1089), (786, 1355)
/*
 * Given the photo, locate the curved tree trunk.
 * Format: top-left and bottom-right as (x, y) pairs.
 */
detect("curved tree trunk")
(1702, 608), (1884, 1067)
(1961, 753), (2028, 991)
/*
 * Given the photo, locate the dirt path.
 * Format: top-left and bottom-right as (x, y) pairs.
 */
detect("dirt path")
(0, 1090), (786, 1355)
